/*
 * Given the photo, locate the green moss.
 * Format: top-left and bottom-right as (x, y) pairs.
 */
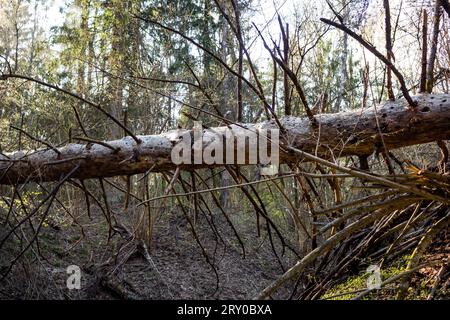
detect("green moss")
(322, 256), (409, 300)
(322, 272), (368, 300)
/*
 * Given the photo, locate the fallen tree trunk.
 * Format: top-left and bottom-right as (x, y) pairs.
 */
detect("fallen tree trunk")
(1, 94), (450, 185)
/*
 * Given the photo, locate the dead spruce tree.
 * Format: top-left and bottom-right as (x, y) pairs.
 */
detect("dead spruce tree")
(0, 0), (449, 300)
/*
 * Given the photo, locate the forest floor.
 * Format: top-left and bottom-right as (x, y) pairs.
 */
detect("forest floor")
(0, 193), (448, 299)
(0, 197), (297, 299)
(322, 229), (450, 300)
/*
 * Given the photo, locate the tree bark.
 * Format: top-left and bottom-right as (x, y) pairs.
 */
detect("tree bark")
(1, 94), (450, 185)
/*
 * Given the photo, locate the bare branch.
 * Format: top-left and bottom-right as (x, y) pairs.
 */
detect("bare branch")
(320, 18), (417, 110)
(0, 73), (141, 143)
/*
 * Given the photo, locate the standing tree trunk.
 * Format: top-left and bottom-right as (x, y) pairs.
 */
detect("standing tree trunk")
(426, 0), (442, 93)
(108, 0), (126, 139)
(334, 29), (348, 111)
